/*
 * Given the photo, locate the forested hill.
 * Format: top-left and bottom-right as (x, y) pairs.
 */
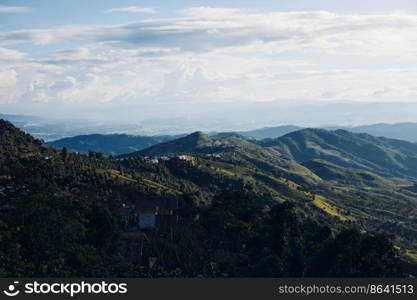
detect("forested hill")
(130, 131), (215, 156)
(126, 131), (273, 157)
(0, 119), (416, 277)
(0, 119), (44, 158)
(122, 128), (417, 261)
(122, 131), (322, 186)
(261, 128), (417, 179)
(44, 123), (417, 156)
(47, 134), (175, 156)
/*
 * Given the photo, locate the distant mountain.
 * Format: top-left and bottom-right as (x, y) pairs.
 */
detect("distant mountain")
(239, 125), (302, 139)
(47, 134), (177, 156)
(235, 123), (417, 142)
(348, 123), (417, 143)
(214, 123), (417, 142)
(262, 128), (417, 179)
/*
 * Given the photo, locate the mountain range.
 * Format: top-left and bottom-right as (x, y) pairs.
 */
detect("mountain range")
(261, 128), (417, 179)
(123, 128), (417, 254)
(1, 118), (417, 276)
(238, 123), (417, 141)
(44, 123), (417, 156)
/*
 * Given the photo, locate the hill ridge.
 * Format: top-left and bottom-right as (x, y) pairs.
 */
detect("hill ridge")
(263, 127), (417, 179)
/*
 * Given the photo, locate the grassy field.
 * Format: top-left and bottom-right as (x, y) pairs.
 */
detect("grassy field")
(405, 249), (417, 262)
(312, 195), (350, 221)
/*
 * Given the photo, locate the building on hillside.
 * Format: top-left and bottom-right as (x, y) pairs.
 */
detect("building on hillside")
(135, 196), (179, 232)
(149, 158), (159, 164)
(118, 196), (179, 233)
(177, 155), (196, 165)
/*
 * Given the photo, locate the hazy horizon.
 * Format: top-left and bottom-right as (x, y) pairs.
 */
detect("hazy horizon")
(4, 100), (417, 139)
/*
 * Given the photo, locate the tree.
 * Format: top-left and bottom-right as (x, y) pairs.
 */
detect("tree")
(61, 147), (68, 161)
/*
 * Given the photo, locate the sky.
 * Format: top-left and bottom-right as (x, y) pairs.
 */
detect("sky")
(2, 0), (417, 125)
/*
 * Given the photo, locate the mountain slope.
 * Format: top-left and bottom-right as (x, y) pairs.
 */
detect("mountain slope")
(0, 119), (45, 159)
(262, 128), (417, 179)
(129, 131), (216, 156)
(124, 131), (322, 185)
(47, 134), (175, 155)
(126, 131), (276, 159)
(301, 159), (398, 188)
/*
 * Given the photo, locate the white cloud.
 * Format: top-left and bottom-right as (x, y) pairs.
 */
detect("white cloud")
(3, 44), (417, 107)
(0, 68), (19, 103)
(2, 8), (417, 109)
(52, 47), (91, 59)
(0, 47), (26, 61)
(0, 9), (416, 59)
(0, 5), (31, 13)
(105, 6), (156, 14)
(0, 68), (17, 88)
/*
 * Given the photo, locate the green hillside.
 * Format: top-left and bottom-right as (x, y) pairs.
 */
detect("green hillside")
(302, 159), (396, 188)
(133, 129), (417, 252)
(47, 134), (175, 155)
(262, 128), (417, 179)
(130, 131), (234, 156)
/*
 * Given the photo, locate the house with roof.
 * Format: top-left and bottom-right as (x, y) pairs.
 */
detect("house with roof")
(135, 196), (179, 232)
(118, 196), (179, 233)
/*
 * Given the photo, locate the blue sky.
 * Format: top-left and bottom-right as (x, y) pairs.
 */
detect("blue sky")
(2, 0), (417, 122)
(3, 0), (417, 31)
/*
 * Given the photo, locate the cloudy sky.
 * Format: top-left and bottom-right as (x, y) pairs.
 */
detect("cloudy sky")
(1, 0), (417, 123)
